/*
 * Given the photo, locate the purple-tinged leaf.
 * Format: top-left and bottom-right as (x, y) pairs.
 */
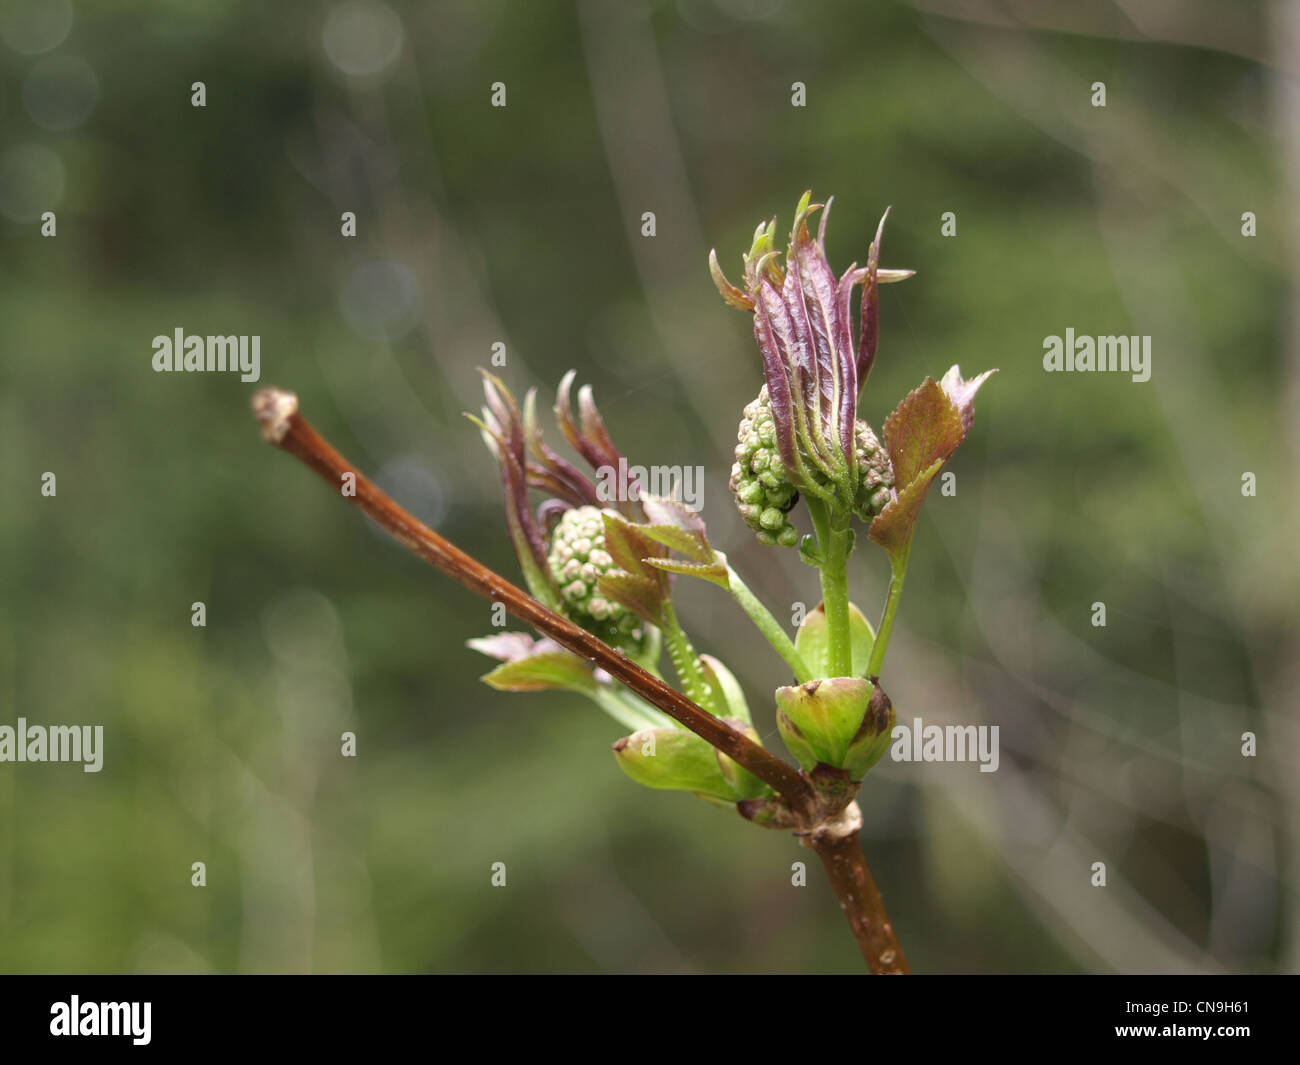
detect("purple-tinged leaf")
(523, 388), (599, 506)
(644, 557), (730, 588)
(601, 512), (667, 580)
(638, 497), (714, 562)
(882, 377), (965, 490)
(554, 370), (608, 473)
(639, 496), (704, 530)
(870, 365), (994, 560)
(940, 365), (997, 434)
(710, 248), (754, 311)
(535, 498), (569, 534)
(789, 198), (854, 474)
(465, 390), (557, 608)
(525, 465), (587, 507)
(753, 281), (802, 478)
(467, 632), (563, 662)
(780, 262), (829, 470)
(636, 525), (710, 562)
(468, 631), (597, 693)
(714, 193), (919, 505)
(867, 457), (943, 558)
(578, 384), (622, 471)
(859, 216), (882, 387)
(595, 572), (664, 626)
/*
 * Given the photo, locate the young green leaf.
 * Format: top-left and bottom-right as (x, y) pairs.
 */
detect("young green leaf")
(612, 728), (743, 802)
(643, 556), (730, 587)
(699, 653), (752, 724)
(479, 652), (599, 695)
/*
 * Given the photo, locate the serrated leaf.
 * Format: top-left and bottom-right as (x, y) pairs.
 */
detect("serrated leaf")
(595, 572), (664, 626)
(883, 377), (965, 489)
(636, 523), (713, 563)
(868, 458), (944, 558)
(794, 603), (876, 678)
(872, 367), (996, 562)
(638, 497), (715, 562)
(600, 511), (665, 580)
(643, 556), (730, 588)
(640, 497), (707, 535)
(480, 652), (597, 694)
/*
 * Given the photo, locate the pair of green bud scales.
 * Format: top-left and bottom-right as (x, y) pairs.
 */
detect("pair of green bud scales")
(612, 603), (896, 807)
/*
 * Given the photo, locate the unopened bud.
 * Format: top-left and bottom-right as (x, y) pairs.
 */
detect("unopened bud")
(774, 676), (872, 772)
(612, 728), (743, 803)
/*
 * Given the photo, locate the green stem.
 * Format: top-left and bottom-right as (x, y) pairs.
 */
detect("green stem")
(866, 535), (913, 681)
(807, 494), (854, 678)
(724, 560), (813, 683)
(805, 493), (831, 550)
(661, 600), (715, 715)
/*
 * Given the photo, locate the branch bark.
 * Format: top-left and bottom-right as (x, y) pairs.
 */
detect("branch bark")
(807, 804), (910, 974)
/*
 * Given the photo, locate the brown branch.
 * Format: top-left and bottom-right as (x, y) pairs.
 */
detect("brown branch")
(807, 805), (910, 974)
(251, 388), (816, 813)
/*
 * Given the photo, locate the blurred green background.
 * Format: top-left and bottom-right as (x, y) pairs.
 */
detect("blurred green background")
(1, 0), (1296, 973)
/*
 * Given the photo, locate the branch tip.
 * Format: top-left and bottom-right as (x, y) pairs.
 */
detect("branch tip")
(252, 388), (299, 445)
